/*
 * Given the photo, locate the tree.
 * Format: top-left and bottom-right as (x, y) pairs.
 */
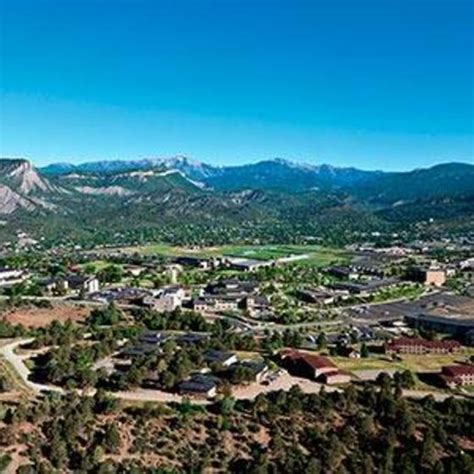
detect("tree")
(360, 342), (369, 358)
(98, 265), (123, 283)
(316, 332), (327, 349)
(103, 423), (121, 453)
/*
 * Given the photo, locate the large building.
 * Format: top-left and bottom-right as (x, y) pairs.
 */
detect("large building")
(280, 350), (351, 384)
(405, 313), (474, 343)
(439, 365), (474, 388)
(407, 266), (446, 287)
(385, 337), (461, 355)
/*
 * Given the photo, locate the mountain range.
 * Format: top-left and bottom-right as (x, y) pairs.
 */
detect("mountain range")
(1, 157), (473, 246)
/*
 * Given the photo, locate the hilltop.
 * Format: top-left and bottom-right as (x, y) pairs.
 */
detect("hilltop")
(0, 157), (473, 247)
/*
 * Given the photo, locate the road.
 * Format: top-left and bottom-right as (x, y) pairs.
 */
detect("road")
(0, 339), (63, 395)
(0, 338), (460, 404)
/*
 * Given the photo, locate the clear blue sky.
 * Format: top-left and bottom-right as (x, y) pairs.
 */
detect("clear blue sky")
(1, 0), (473, 170)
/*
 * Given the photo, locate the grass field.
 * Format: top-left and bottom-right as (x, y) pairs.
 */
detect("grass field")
(105, 243), (348, 267)
(332, 349), (474, 373)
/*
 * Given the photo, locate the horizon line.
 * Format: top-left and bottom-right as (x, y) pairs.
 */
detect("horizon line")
(0, 154), (472, 174)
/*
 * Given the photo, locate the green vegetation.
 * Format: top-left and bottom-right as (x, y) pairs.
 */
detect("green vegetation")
(0, 382), (473, 472)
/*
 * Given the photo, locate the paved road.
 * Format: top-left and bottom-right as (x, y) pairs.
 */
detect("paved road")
(0, 339), (63, 394)
(1, 338), (460, 405)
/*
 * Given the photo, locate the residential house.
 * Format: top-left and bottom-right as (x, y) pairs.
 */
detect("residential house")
(296, 288), (338, 305)
(142, 286), (185, 312)
(204, 349), (238, 367)
(233, 360), (269, 383)
(0, 267), (25, 287)
(244, 295), (270, 316)
(178, 374), (219, 398)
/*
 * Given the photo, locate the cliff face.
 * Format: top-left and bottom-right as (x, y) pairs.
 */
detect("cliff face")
(0, 159), (57, 214)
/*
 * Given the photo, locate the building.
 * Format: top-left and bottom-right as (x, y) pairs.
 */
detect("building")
(45, 274), (99, 295)
(407, 266), (446, 287)
(320, 372), (352, 385)
(281, 350), (335, 378)
(123, 265), (146, 277)
(280, 350), (350, 384)
(138, 330), (168, 345)
(296, 288), (338, 305)
(244, 295), (270, 316)
(227, 258), (272, 272)
(327, 266), (360, 280)
(204, 350), (238, 367)
(338, 346), (361, 359)
(0, 267), (25, 287)
(228, 360), (269, 383)
(385, 337), (461, 355)
(405, 313), (474, 342)
(193, 294), (241, 313)
(164, 264), (182, 284)
(175, 257), (211, 270)
(439, 365), (474, 388)
(178, 374), (219, 398)
(142, 286), (185, 312)
(330, 278), (399, 296)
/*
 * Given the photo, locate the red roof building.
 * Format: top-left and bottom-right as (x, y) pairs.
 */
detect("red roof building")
(385, 337), (461, 355)
(280, 350), (347, 383)
(439, 365), (474, 388)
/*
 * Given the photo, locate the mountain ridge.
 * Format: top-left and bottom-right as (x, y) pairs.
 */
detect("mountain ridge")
(0, 157), (472, 246)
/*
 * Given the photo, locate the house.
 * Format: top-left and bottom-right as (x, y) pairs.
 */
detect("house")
(66, 274), (100, 294)
(0, 267), (25, 287)
(338, 346), (361, 358)
(120, 343), (161, 358)
(320, 371), (352, 385)
(44, 274), (99, 295)
(142, 286), (185, 312)
(439, 365), (474, 388)
(164, 264), (182, 284)
(123, 265), (146, 277)
(207, 278), (258, 295)
(138, 330), (168, 345)
(178, 374), (219, 398)
(244, 295), (270, 315)
(280, 350), (350, 384)
(204, 349), (238, 367)
(228, 360), (269, 383)
(385, 337), (461, 355)
(175, 257), (211, 270)
(175, 333), (209, 345)
(296, 288), (338, 305)
(327, 266), (360, 280)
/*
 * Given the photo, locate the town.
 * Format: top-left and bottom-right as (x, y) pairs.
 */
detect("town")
(1, 239), (473, 404)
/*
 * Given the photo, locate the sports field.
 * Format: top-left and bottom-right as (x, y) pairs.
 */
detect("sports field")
(107, 243), (348, 266)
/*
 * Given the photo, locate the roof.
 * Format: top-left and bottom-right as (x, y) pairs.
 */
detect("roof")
(406, 313), (474, 329)
(281, 350), (336, 370)
(442, 365), (474, 377)
(204, 349), (236, 364)
(178, 374), (218, 393)
(386, 337), (461, 350)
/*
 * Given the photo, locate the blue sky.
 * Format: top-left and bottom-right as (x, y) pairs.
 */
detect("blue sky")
(0, 0), (473, 170)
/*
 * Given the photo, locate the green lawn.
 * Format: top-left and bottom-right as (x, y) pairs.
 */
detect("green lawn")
(111, 243), (348, 267)
(332, 349), (474, 373)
